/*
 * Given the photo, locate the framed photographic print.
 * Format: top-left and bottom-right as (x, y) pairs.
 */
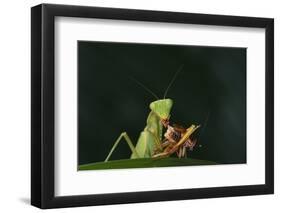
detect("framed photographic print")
(31, 3), (274, 209)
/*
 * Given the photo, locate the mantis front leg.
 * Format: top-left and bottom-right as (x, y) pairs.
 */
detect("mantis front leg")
(104, 132), (139, 162)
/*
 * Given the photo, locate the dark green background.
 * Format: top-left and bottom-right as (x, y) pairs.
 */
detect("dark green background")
(78, 41), (246, 166)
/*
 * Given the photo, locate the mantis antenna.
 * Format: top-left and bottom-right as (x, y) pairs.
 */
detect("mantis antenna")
(163, 64), (184, 99)
(130, 77), (159, 100)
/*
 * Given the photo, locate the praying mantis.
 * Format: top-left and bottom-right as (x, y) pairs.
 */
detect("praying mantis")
(104, 65), (200, 162)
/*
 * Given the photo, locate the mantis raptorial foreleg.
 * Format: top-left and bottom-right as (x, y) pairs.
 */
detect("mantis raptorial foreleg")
(104, 132), (139, 162)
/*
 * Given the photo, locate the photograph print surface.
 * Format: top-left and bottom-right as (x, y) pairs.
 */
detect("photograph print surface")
(78, 41), (246, 170)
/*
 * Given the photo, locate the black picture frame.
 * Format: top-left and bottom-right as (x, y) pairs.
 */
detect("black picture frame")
(31, 3), (274, 209)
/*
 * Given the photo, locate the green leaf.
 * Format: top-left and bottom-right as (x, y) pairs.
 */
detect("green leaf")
(79, 157), (216, 170)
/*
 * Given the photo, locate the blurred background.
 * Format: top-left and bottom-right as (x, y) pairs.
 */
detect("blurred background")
(78, 41), (246, 165)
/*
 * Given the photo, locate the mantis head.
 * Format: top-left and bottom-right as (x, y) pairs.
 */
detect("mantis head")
(132, 64), (183, 123)
(150, 99), (173, 121)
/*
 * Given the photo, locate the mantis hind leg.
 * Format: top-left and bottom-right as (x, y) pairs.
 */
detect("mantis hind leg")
(104, 132), (139, 162)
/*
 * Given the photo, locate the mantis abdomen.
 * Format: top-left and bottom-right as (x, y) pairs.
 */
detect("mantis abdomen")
(131, 111), (163, 158)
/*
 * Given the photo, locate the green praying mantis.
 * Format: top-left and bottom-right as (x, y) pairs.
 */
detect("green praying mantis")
(105, 65), (200, 162)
